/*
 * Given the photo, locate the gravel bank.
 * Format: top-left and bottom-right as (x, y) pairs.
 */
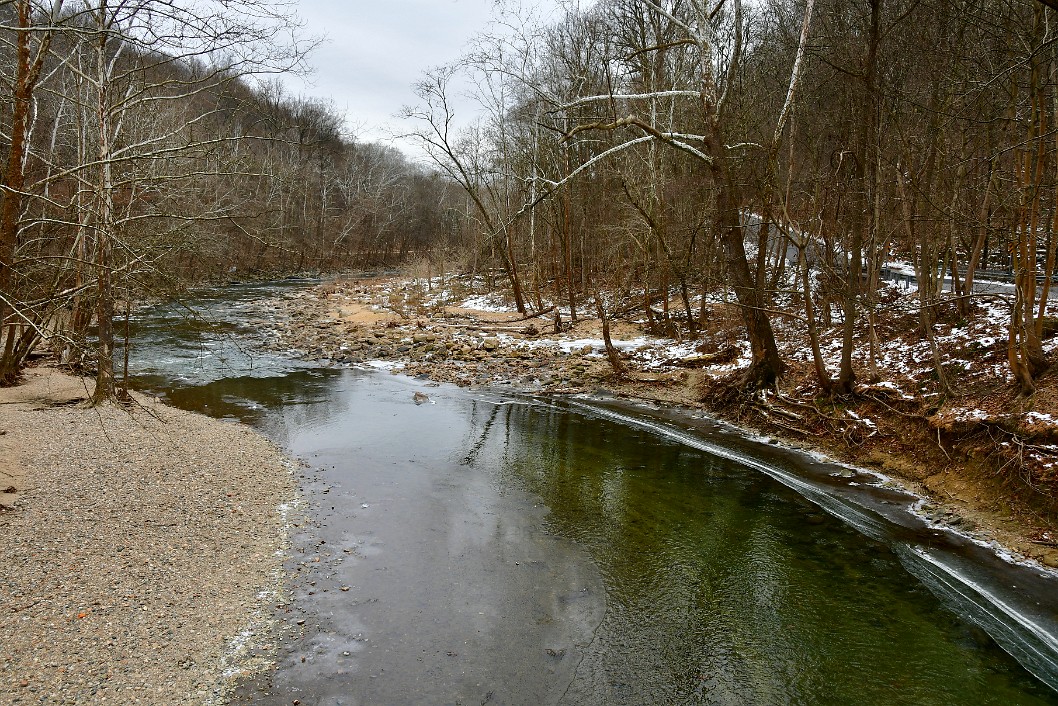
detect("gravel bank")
(0, 369), (296, 705)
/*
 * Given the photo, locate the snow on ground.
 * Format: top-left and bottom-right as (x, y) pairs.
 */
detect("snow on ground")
(459, 293), (514, 312)
(322, 274), (1041, 408)
(364, 359), (404, 371)
(945, 407), (991, 422)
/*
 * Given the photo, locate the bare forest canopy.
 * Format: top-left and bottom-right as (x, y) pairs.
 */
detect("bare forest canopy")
(400, 0), (1058, 395)
(0, 0), (461, 397)
(4, 0), (1058, 404)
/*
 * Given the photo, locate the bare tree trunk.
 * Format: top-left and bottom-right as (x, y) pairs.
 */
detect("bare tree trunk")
(92, 7), (116, 405)
(913, 251), (951, 394)
(961, 159), (996, 313)
(836, 0), (881, 395)
(592, 284), (626, 378)
(0, 0), (55, 384)
(798, 243), (834, 392)
(698, 0), (783, 388)
(714, 163), (783, 388)
(562, 161), (578, 323)
(1008, 26), (1051, 388)
(947, 157), (970, 315)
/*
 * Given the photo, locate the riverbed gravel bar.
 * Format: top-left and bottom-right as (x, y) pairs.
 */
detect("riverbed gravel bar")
(0, 369), (295, 705)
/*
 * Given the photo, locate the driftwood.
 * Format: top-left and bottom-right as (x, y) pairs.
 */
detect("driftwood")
(499, 306), (555, 323)
(427, 322), (538, 335)
(748, 402), (812, 436)
(632, 372), (681, 383)
(766, 404), (805, 423)
(664, 346), (738, 368)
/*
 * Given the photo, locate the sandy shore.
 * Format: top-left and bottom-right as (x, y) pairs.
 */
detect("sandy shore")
(0, 369), (295, 705)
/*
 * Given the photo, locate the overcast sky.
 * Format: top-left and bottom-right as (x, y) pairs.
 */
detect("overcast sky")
(281, 0), (552, 160)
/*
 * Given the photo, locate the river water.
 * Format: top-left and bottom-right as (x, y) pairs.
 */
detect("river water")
(130, 282), (1058, 705)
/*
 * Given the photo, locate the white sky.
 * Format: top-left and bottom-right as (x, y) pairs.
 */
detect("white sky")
(282, 0), (542, 161)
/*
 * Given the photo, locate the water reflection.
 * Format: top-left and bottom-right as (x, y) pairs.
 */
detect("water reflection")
(149, 368), (347, 429)
(462, 401), (1058, 705)
(234, 374), (608, 705)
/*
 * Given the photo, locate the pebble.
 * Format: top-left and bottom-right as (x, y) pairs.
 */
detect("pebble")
(0, 377), (295, 705)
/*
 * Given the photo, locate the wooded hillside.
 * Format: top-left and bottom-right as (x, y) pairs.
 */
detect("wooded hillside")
(401, 0), (1058, 398)
(0, 0), (460, 395)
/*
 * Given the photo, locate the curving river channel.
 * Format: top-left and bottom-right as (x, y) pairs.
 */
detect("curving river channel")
(130, 282), (1058, 705)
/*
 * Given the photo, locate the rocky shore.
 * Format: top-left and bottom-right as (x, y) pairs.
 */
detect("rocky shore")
(251, 278), (691, 396)
(0, 370), (296, 705)
(249, 273), (1058, 571)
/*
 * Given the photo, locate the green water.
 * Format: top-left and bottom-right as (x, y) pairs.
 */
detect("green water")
(481, 403), (1058, 704)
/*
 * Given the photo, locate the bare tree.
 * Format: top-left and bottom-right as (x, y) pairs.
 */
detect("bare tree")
(0, 0), (65, 384)
(403, 65), (529, 313)
(47, 0), (309, 402)
(520, 0), (786, 387)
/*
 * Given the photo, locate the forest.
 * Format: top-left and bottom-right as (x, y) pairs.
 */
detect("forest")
(3, 0), (1058, 410)
(9, 3), (1058, 703)
(397, 0), (1058, 396)
(0, 0), (460, 400)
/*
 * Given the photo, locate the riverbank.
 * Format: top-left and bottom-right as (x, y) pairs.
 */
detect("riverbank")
(0, 369), (296, 704)
(249, 272), (1058, 571)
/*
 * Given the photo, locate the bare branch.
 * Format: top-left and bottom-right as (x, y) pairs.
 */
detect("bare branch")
(564, 115), (714, 164)
(555, 90), (700, 111)
(773, 0), (815, 147)
(636, 0), (702, 47)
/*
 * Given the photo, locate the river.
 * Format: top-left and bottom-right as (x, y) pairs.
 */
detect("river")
(129, 282), (1058, 705)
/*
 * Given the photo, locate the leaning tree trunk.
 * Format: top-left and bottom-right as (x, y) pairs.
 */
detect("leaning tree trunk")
(592, 285), (626, 378)
(713, 162), (783, 389)
(798, 242), (835, 392)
